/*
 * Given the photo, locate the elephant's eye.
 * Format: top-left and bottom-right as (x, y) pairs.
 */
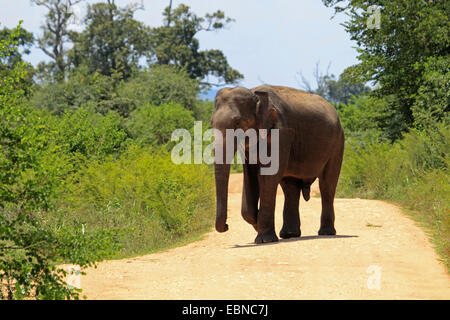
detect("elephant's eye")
(233, 117), (241, 127)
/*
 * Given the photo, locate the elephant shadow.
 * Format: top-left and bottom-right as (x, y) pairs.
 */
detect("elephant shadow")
(231, 234), (359, 249)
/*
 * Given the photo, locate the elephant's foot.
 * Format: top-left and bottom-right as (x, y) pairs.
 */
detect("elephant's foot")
(255, 230), (279, 244)
(279, 227), (301, 239)
(318, 226), (336, 235)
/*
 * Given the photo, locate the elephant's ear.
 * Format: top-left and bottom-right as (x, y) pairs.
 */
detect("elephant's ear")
(254, 91), (278, 129)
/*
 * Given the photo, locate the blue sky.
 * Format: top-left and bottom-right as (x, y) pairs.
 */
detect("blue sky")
(0, 0), (359, 89)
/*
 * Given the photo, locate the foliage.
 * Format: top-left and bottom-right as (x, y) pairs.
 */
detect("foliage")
(1, 23), (118, 300)
(1, 18), (218, 299)
(69, 1), (151, 80)
(58, 146), (215, 257)
(322, 0), (450, 138)
(149, 3), (243, 87)
(32, 64), (201, 117)
(0, 211), (117, 300)
(412, 55), (450, 129)
(322, 74), (370, 105)
(337, 95), (376, 133)
(0, 24), (34, 92)
(192, 100), (214, 123)
(55, 108), (129, 161)
(0, 25), (34, 68)
(31, 66), (134, 117)
(336, 93), (401, 141)
(0, 23), (47, 209)
(127, 103), (194, 147)
(118, 65), (199, 112)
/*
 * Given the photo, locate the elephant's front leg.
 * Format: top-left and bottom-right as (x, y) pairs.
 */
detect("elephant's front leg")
(255, 175), (280, 243)
(279, 178), (301, 239)
(241, 163), (259, 231)
(254, 128), (293, 243)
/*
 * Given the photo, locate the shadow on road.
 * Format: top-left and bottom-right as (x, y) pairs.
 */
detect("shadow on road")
(231, 234), (359, 248)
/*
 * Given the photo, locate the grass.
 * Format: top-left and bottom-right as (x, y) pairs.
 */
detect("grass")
(366, 223), (382, 228)
(397, 201), (449, 271)
(46, 145), (216, 259)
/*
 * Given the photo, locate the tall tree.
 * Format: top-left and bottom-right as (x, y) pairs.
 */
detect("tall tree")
(31, 0), (84, 81)
(68, 1), (150, 80)
(322, 0), (449, 137)
(150, 3), (243, 87)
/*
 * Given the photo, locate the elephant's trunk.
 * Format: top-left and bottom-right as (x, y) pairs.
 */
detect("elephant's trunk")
(214, 131), (233, 233)
(214, 162), (230, 232)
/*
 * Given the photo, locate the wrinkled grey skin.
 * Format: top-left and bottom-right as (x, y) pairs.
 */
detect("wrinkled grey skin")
(211, 85), (344, 244)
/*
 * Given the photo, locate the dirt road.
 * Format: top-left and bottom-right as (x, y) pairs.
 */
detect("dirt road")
(80, 174), (450, 299)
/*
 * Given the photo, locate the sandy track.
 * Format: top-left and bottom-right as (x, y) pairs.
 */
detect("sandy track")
(80, 174), (450, 299)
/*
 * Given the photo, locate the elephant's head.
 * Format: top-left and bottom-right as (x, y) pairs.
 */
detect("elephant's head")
(210, 86), (280, 233)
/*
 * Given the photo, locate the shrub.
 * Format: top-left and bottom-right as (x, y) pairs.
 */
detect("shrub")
(127, 103), (194, 146)
(0, 211), (117, 300)
(31, 66), (134, 117)
(118, 65), (199, 111)
(56, 108), (129, 161)
(58, 145), (215, 257)
(192, 99), (214, 122)
(404, 169), (450, 264)
(412, 56), (450, 130)
(1, 24), (117, 300)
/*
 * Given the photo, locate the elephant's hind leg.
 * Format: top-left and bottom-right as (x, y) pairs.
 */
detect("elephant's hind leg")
(318, 151), (343, 235)
(279, 178), (301, 239)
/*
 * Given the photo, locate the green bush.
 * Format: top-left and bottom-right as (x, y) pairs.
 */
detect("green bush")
(32, 65), (201, 118)
(31, 66), (134, 117)
(117, 65), (199, 111)
(127, 103), (194, 146)
(192, 99), (214, 122)
(56, 108), (129, 161)
(58, 145), (215, 257)
(412, 56), (450, 130)
(0, 211), (117, 300)
(337, 95), (378, 134)
(1, 23), (117, 300)
(336, 94), (408, 142)
(404, 169), (450, 261)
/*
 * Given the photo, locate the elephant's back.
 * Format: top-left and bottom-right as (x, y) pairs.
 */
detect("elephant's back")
(252, 84), (341, 130)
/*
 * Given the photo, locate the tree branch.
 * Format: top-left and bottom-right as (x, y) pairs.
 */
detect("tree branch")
(166, 0), (173, 27)
(39, 45), (57, 59)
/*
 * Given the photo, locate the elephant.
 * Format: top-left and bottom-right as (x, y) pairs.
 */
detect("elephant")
(211, 85), (344, 244)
